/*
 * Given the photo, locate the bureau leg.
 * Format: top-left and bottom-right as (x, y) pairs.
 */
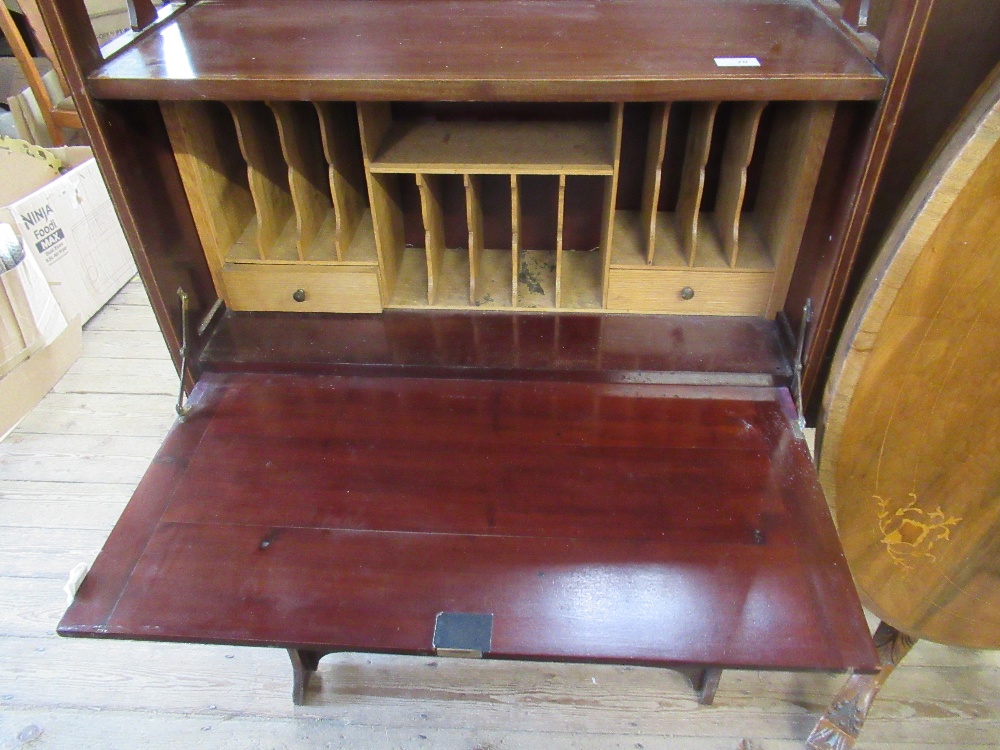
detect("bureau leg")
(678, 666), (723, 705)
(288, 648), (324, 705)
(806, 622), (917, 749)
(692, 666), (723, 705)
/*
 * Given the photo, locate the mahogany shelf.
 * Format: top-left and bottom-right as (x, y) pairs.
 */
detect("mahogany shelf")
(59, 371), (878, 674)
(86, 0), (885, 101)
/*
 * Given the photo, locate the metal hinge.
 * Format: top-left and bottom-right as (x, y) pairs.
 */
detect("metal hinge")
(175, 287), (192, 420)
(790, 298), (813, 437)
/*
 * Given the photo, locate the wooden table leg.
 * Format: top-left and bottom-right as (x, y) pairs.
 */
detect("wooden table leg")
(806, 622), (916, 749)
(694, 666), (723, 705)
(678, 666), (724, 705)
(288, 648), (324, 705)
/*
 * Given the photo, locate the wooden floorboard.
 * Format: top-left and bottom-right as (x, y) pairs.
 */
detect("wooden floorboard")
(1, 277), (998, 749)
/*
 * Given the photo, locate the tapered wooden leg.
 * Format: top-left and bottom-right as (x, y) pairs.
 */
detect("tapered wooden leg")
(806, 622), (917, 749)
(678, 666), (723, 705)
(692, 666), (723, 705)
(288, 648), (323, 705)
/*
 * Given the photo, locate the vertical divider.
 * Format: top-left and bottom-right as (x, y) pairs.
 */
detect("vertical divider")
(160, 101), (254, 276)
(640, 103), (670, 264)
(510, 174), (520, 307)
(314, 102), (366, 261)
(269, 101), (332, 260)
(714, 101), (767, 267)
(555, 174), (567, 307)
(358, 102), (404, 301)
(226, 101), (294, 260)
(464, 174), (483, 305)
(676, 101), (720, 266)
(417, 174), (445, 305)
(357, 102), (392, 164)
(600, 103), (625, 306)
(757, 101), (837, 317)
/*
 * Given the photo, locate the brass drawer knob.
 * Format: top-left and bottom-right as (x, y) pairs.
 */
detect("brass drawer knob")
(292, 288), (307, 303)
(680, 286), (695, 301)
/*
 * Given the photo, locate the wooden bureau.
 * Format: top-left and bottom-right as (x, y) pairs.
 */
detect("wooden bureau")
(37, 0), (935, 707)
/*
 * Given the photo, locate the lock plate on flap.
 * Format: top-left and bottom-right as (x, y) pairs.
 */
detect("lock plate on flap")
(433, 612), (494, 658)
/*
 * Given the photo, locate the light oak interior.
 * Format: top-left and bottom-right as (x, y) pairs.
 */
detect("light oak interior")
(163, 99), (836, 317)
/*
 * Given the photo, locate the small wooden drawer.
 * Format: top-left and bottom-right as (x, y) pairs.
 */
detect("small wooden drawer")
(222, 264), (382, 313)
(607, 269), (774, 316)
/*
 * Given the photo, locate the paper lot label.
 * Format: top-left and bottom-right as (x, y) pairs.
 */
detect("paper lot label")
(714, 57), (761, 67)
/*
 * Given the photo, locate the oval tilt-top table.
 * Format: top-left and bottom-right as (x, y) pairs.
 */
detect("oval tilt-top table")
(809, 63), (1000, 749)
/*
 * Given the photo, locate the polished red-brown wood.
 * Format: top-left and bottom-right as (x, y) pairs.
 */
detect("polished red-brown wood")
(790, 0), (937, 409)
(86, 0), (884, 101)
(36, 0), (220, 388)
(201, 311), (793, 385)
(59, 372), (877, 673)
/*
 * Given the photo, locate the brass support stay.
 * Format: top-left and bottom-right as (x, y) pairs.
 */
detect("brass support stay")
(175, 288), (192, 420)
(791, 298), (813, 436)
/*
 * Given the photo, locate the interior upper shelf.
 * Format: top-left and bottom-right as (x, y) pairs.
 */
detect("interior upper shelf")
(87, 0), (886, 101)
(369, 121), (615, 175)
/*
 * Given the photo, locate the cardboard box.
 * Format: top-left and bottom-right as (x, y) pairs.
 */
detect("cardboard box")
(0, 222), (80, 436)
(0, 312), (81, 438)
(0, 140), (133, 435)
(0, 225), (66, 376)
(1, 143), (137, 323)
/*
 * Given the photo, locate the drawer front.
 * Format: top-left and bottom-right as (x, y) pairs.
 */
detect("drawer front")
(222, 265), (382, 313)
(607, 269), (774, 316)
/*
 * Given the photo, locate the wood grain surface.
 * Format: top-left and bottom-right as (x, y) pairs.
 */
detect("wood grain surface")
(86, 0), (884, 101)
(220, 264), (382, 314)
(607, 267), (774, 316)
(198, 309), (794, 386)
(54, 362), (874, 670)
(58, 370), (876, 673)
(159, 100), (253, 276)
(820, 65), (1000, 648)
(370, 121), (614, 176)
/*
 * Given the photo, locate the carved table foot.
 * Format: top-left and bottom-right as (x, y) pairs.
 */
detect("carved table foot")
(806, 622), (916, 749)
(288, 648), (327, 705)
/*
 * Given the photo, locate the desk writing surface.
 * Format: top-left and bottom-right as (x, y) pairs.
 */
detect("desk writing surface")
(59, 372), (877, 673)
